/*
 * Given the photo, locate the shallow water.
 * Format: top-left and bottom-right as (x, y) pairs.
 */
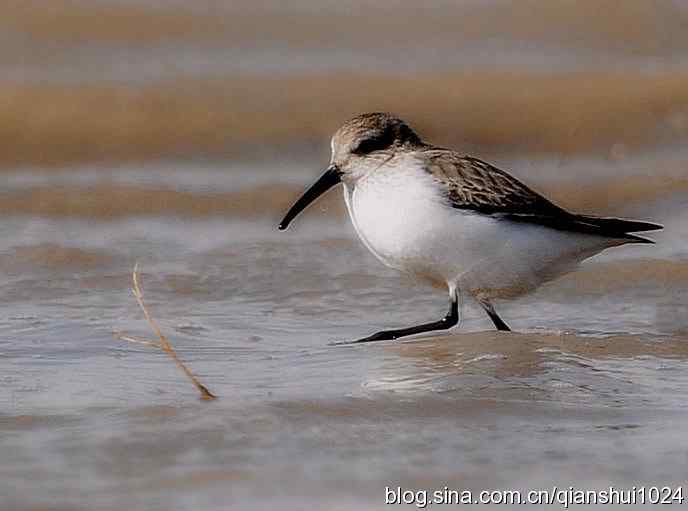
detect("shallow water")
(4, 1), (688, 508)
(1, 150), (688, 510)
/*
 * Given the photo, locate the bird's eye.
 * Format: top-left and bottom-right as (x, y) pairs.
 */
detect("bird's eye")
(352, 131), (394, 155)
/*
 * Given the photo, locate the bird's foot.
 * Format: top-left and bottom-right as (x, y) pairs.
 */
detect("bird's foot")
(329, 331), (398, 346)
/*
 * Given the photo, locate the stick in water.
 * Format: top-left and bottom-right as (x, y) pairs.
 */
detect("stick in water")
(115, 263), (216, 400)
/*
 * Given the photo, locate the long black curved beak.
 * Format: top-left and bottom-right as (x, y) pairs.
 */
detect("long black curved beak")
(278, 165), (341, 230)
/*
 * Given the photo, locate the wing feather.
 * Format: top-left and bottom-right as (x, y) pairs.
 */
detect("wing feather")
(421, 150), (662, 242)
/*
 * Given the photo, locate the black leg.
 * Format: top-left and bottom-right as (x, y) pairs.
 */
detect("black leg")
(342, 293), (459, 344)
(477, 298), (511, 331)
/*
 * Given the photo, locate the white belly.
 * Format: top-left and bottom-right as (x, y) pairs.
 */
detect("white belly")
(343, 165), (615, 297)
(344, 166), (500, 283)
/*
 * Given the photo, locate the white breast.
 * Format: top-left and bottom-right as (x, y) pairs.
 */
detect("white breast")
(343, 160), (500, 283)
(342, 158), (615, 297)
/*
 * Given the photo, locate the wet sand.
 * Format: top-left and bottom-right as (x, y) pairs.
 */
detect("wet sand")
(2, 1), (688, 509)
(2, 170), (688, 219)
(7, 0), (688, 53)
(2, 71), (687, 167)
(3, 0), (688, 167)
(0, 175), (686, 509)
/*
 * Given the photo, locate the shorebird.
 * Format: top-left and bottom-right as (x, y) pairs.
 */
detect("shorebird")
(279, 113), (662, 343)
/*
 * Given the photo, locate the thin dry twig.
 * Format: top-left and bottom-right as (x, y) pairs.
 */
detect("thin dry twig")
(115, 263), (216, 400)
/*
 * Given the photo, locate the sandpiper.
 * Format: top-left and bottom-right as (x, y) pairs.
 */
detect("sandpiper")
(279, 113), (662, 343)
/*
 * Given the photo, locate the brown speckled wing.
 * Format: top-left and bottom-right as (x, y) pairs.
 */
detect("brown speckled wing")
(420, 150), (661, 241)
(423, 151), (563, 216)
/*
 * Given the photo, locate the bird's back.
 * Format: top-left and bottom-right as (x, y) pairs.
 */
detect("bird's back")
(419, 148), (662, 243)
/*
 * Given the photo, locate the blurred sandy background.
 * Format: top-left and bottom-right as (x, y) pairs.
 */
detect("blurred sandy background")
(3, 3), (688, 510)
(3, 0), (687, 192)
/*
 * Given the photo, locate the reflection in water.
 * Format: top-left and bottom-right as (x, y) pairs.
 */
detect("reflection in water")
(370, 332), (688, 407)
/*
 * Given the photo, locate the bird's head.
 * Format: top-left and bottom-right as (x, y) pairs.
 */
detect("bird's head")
(330, 112), (423, 181)
(279, 113), (423, 230)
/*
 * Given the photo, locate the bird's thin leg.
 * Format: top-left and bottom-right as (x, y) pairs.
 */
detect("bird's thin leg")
(342, 288), (459, 344)
(477, 297), (511, 331)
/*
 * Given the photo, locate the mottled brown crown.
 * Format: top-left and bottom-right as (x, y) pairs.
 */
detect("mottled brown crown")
(332, 113), (424, 159)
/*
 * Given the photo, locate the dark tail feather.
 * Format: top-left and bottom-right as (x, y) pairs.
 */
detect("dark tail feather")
(576, 215), (663, 233)
(574, 215), (663, 243)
